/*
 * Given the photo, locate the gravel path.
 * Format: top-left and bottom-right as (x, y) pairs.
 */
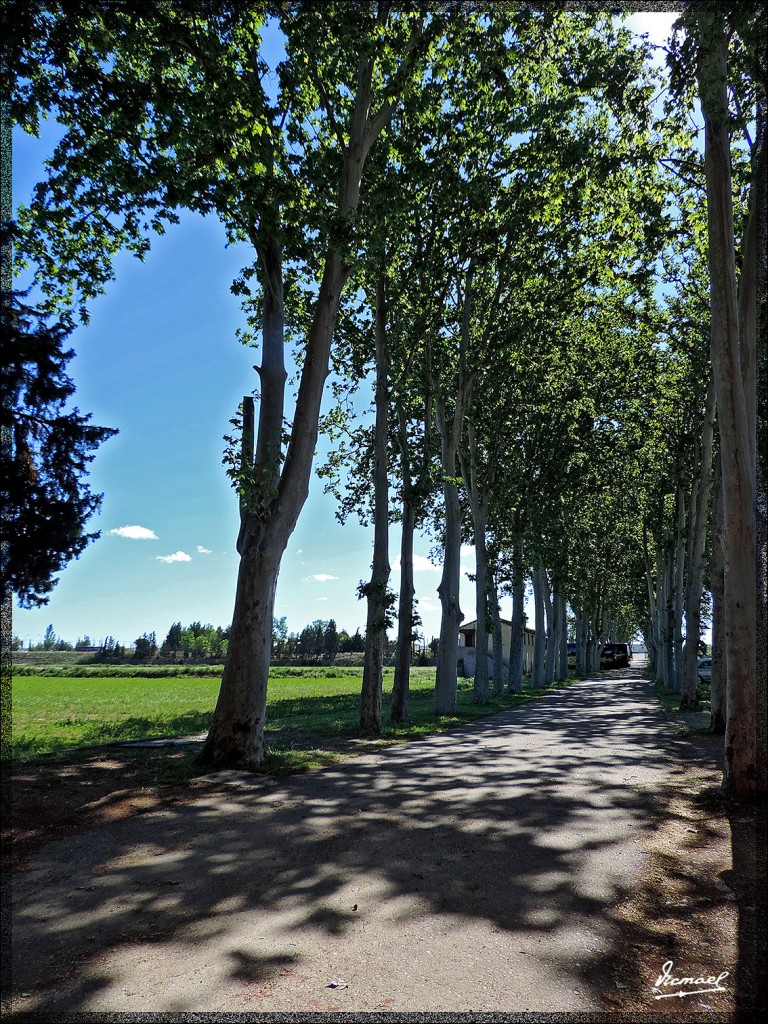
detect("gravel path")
(9, 667), (689, 1014)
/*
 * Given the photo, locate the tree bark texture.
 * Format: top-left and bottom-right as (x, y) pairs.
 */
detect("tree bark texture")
(360, 272), (390, 733)
(543, 571), (556, 686)
(664, 552), (675, 690)
(433, 265), (474, 716)
(490, 578), (504, 697)
(710, 457), (727, 734)
(507, 537), (525, 693)
(531, 564), (546, 687)
(434, 397), (463, 715)
(672, 489), (686, 693)
(471, 516), (490, 704)
(391, 390), (432, 724)
(696, 10), (759, 796)
(201, 522), (283, 768)
(588, 617), (600, 675)
(681, 380), (716, 709)
(555, 593), (568, 681)
(391, 494), (415, 724)
(643, 523), (658, 674)
(752, 100), (767, 794)
(654, 551), (667, 688)
(575, 607), (587, 677)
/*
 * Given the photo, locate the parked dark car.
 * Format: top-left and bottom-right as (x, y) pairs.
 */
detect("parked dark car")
(600, 643), (631, 669)
(613, 643), (631, 668)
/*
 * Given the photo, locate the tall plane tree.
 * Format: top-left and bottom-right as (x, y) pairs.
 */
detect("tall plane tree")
(674, 8), (765, 796)
(10, 3), (446, 768)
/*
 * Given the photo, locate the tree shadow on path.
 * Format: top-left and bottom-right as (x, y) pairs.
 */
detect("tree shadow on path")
(9, 670), (736, 1015)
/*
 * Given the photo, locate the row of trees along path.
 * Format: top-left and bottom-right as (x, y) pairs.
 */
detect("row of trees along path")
(3, 5), (765, 798)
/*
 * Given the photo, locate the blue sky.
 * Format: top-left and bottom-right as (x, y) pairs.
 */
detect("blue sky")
(12, 12), (680, 649)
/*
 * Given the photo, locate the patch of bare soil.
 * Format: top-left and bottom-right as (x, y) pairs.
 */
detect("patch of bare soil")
(596, 731), (766, 1020)
(1, 734), (406, 873)
(2, 750), (202, 871)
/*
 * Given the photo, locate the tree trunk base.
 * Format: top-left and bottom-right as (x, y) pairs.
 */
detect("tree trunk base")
(710, 712), (726, 735)
(197, 733), (266, 772)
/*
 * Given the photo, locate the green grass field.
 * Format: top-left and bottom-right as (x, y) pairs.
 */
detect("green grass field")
(8, 667), (574, 777)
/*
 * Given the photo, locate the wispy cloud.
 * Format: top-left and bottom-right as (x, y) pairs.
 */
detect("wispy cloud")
(111, 525), (158, 540)
(305, 573), (339, 582)
(316, 596), (329, 602)
(419, 597), (438, 612)
(196, 545), (212, 554)
(392, 554), (440, 574)
(460, 545), (474, 557)
(156, 551), (192, 564)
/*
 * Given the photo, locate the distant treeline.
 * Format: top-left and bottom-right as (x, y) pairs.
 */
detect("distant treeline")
(14, 617), (436, 665)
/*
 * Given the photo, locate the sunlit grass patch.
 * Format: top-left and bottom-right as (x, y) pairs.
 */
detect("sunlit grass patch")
(9, 668), (575, 771)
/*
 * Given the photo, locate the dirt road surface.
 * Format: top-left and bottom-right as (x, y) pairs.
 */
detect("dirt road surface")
(7, 668), (737, 1015)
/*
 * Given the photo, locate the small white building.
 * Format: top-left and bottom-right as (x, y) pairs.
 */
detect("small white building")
(458, 619), (536, 678)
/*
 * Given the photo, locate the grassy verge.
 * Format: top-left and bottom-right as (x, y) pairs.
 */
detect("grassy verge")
(8, 668), (576, 782)
(652, 675), (712, 735)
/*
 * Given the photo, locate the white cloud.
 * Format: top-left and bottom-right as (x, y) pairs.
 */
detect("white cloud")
(296, 548), (303, 555)
(419, 597), (438, 612)
(316, 596), (329, 603)
(305, 573), (339, 582)
(460, 545), (474, 557)
(110, 525), (158, 540)
(156, 551), (192, 564)
(392, 554), (440, 574)
(196, 545), (212, 554)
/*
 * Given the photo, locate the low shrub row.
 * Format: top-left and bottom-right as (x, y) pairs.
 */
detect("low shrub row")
(12, 664), (226, 678)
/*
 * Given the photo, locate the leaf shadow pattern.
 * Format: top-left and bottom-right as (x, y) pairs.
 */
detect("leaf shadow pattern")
(8, 669), (741, 1015)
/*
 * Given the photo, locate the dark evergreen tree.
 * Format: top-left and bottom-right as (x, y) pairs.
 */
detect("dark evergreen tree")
(1, 290), (116, 606)
(161, 622), (183, 655)
(323, 619), (339, 661)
